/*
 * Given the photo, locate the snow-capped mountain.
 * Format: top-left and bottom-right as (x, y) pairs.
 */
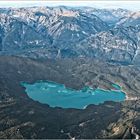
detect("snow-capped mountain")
(0, 6), (140, 64)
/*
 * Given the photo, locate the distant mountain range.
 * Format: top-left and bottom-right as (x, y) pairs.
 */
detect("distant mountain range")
(1, 6), (140, 139)
(0, 6), (140, 65)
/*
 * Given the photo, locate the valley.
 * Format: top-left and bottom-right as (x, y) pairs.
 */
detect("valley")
(0, 56), (140, 138)
(0, 5), (140, 139)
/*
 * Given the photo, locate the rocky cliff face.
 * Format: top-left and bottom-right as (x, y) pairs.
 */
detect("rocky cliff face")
(0, 6), (140, 64)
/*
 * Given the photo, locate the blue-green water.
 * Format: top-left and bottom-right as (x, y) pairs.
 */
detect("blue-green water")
(112, 83), (121, 90)
(21, 81), (126, 109)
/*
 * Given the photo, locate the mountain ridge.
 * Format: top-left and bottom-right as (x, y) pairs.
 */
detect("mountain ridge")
(0, 6), (140, 64)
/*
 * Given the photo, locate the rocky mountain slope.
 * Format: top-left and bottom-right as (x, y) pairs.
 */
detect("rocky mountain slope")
(0, 6), (140, 139)
(0, 7), (108, 52)
(79, 7), (130, 26)
(76, 26), (139, 64)
(117, 11), (140, 27)
(0, 6), (140, 65)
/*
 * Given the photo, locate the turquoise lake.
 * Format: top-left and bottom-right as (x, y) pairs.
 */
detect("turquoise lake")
(21, 81), (126, 109)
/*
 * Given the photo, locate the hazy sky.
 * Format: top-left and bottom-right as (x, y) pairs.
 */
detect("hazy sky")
(0, 1), (140, 11)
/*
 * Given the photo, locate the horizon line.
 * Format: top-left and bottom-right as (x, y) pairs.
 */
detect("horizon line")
(0, 1), (140, 11)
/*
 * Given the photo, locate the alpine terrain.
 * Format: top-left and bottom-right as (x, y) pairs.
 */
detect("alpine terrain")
(0, 5), (140, 139)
